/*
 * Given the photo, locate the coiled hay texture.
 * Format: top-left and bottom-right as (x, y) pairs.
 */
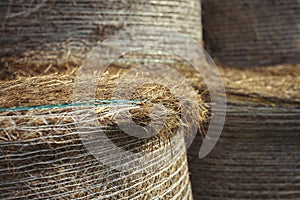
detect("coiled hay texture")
(0, 71), (206, 199)
(202, 0), (300, 66)
(0, 0), (202, 79)
(188, 65), (300, 199)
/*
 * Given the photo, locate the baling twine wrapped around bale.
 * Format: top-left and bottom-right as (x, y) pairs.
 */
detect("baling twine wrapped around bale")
(0, 66), (207, 199)
(188, 65), (300, 199)
(202, 0), (300, 66)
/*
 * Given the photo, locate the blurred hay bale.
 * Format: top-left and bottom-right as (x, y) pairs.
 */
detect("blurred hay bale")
(0, 0), (202, 79)
(0, 69), (207, 199)
(202, 0), (300, 66)
(188, 65), (300, 199)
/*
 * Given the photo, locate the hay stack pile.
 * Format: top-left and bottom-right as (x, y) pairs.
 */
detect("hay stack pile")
(188, 65), (300, 199)
(202, 0), (300, 66)
(0, 69), (206, 199)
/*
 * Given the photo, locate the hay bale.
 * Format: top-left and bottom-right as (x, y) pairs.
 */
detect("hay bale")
(0, 70), (206, 199)
(188, 65), (300, 199)
(202, 0), (300, 66)
(0, 0), (202, 78)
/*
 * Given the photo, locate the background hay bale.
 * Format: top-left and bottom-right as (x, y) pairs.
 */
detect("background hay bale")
(0, 70), (206, 199)
(202, 0), (300, 66)
(189, 101), (300, 200)
(0, 0), (202, 79)
(187, 65), (300, 199)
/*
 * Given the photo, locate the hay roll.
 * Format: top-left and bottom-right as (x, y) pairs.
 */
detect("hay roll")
(188, 65), (300, 199)
(203, 0), (300, 66)
(0, 0), (202, 65)
(189, 101), (300, 199)
(0, 72), (203, 199)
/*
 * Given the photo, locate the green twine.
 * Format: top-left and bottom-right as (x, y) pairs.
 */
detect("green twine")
(0, 100), (141, 112)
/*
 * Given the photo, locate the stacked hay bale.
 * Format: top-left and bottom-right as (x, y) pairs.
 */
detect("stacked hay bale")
(0, 0), (202, 79)
(0, 70), (206, 199)
(188, 65), (300, 199)
(202, 0), (300, 66)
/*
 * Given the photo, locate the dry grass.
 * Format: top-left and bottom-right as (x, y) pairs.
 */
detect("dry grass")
(182, 64), (300, 106)
(0, 57), (79, 81)
(0, 60), (299, 199)
(0, 66), (205, 199)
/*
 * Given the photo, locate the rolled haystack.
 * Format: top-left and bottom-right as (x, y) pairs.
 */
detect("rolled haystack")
(0, 0), (202, 79)
(188, 65), (300, 199)
(0, 69), (207, 199)
(202, 0), (300, 66)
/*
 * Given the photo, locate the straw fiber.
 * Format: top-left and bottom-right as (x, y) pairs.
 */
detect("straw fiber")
(0, 68), (207, 199)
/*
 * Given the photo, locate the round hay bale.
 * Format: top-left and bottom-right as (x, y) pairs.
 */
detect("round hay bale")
(187, 65), (300, 199)
(0, 0), (202, 69)
(0, 71), (206, 199)
(202, 0), (300, 66)
(189, 102), (300, 199)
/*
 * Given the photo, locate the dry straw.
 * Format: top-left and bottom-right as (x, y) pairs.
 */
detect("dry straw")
(188, 65), (300, 199)
(0, 68), (207, 199)
(202, 0), (300, 66)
